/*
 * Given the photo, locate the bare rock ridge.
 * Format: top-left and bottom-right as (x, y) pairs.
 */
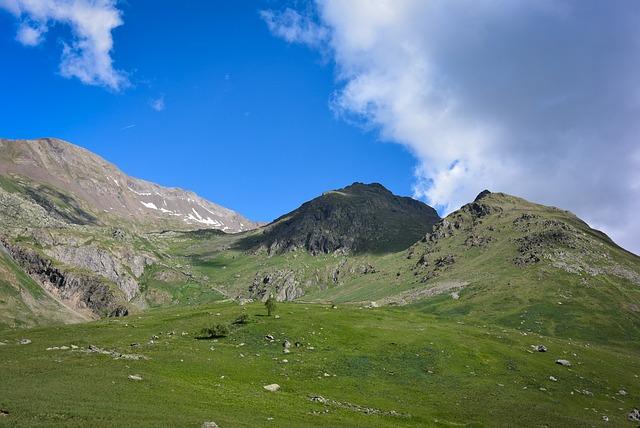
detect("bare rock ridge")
(243, 182), (441, 254)
(0, 138), (258, 232)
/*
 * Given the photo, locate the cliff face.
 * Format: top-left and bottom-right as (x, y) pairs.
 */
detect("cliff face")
(1, 240), (129, 318)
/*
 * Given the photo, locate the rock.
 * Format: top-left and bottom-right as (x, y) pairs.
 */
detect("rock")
(128, 374), (143, 381)
(549, 376), (558, 382)
(283, 340), (291, 350)
(265, 334), (275, 341)
(263, 384), (280, 392)
(0, 409), (9, 416)
(283, 349), (290, 354)
(532, 345), (547, 352)
(202, 422), (219, 428)
(628, 409), (640, 422)
(18, 338), (31, 345)
(450, 291), (460, 300)
(274, 315), (281, 319)
(602, 415), (609, 422)
(555, 359), (571, 367)
(618, 389), (627, 396)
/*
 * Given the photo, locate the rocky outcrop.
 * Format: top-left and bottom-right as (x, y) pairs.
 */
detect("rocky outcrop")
(0, 239), (128, 317)
(46, 245), (153, 301)
(248, 270), (305, 302)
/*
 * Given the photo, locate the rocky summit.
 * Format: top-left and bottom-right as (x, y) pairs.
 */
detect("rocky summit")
(242, 182), (441, 255)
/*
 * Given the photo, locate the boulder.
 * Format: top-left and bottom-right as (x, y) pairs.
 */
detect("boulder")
(263, 384), (280, 392)
(628, 409), (640, 422)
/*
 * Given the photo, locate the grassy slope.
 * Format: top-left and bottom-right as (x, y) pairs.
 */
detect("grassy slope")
(0, 301), (638, 427)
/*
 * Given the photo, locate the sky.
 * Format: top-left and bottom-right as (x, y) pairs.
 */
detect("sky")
(1, 1), (639, 255)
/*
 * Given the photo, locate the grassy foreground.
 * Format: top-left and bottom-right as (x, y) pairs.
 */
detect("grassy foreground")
(1, 302), (638, 427)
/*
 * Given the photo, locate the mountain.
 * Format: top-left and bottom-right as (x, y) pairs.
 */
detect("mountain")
(242, 182), (441, 254)
(0, 138), (257, 232)
(1, 137), (639, 342)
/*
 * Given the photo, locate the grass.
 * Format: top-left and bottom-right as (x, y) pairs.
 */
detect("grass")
(0, 301), (639, 427)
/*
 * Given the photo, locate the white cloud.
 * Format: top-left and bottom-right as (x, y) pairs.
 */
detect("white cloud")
(264, 0), (640, 254)
(260, 8), (328, 48)
(0, 0), (128, 90)
(15, 21), (45, 45)
(150, 95), (165, 112)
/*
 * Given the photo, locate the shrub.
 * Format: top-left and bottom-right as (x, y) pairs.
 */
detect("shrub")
(233, 313), (250, 325)
(200, 323), (230, 339)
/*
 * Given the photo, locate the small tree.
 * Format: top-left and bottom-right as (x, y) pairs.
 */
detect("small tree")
(265, 295), (277, 317)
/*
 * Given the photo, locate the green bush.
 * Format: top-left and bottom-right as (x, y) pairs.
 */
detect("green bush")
(200, 323), (230, 338)
(233, 313), (250, 325)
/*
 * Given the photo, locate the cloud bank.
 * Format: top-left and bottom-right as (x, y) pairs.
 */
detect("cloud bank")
(262, 0), (640, 254)
(1, 0), (128, 90)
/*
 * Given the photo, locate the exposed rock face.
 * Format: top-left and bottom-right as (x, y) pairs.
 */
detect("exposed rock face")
(46, 246), (154, 301)
(1, 240), (128, 317)
(248, 270), (304, 301)
(245, 182), (440, 255)
(0, 138), (257, 232)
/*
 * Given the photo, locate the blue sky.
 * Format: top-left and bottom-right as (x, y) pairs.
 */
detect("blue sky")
(0, 1), (416, 222)
(1, 1), (639, 254)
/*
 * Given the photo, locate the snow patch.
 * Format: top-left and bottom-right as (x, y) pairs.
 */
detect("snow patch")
(141, 201), (158, 210)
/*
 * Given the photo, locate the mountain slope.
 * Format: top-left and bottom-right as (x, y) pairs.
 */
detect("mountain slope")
(241, 182), (440, 254)
(0, 138), (257, 232)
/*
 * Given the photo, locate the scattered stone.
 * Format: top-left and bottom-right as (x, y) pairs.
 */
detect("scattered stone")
(602, 415), (609, 422)
(555, 359), (571, 367)
(265, 334), (275, 341)
(618, 389), (627, 396)
(18, 339), (31, 345)
(532, 344), (547, 352)
(549, 376), (558, 382)
(130, 342), (140, 347)
(263, 384), (280, 392)
(274, 315), (281, 319)
(85, 345), (148, 360)
(202, 422), (219, 428)
(450, 291), (460, 300)
(283, 348), (290, 354)
(308, 394), (409, 418)
(283, 340), (291, 350)
(628, 409), (640, 422)
(128, 374), (143, 381)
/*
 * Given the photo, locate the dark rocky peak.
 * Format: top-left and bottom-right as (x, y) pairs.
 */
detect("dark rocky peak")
(243, 182), (441, 255)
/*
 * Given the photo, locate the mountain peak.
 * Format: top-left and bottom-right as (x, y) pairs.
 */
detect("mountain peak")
(0, 138), (258, 232)
(246, 181), (440, 255)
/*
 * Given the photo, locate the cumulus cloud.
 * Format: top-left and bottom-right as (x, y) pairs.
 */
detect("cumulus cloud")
(0, 0), (128, 90)
(263, 0), (640, 254)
